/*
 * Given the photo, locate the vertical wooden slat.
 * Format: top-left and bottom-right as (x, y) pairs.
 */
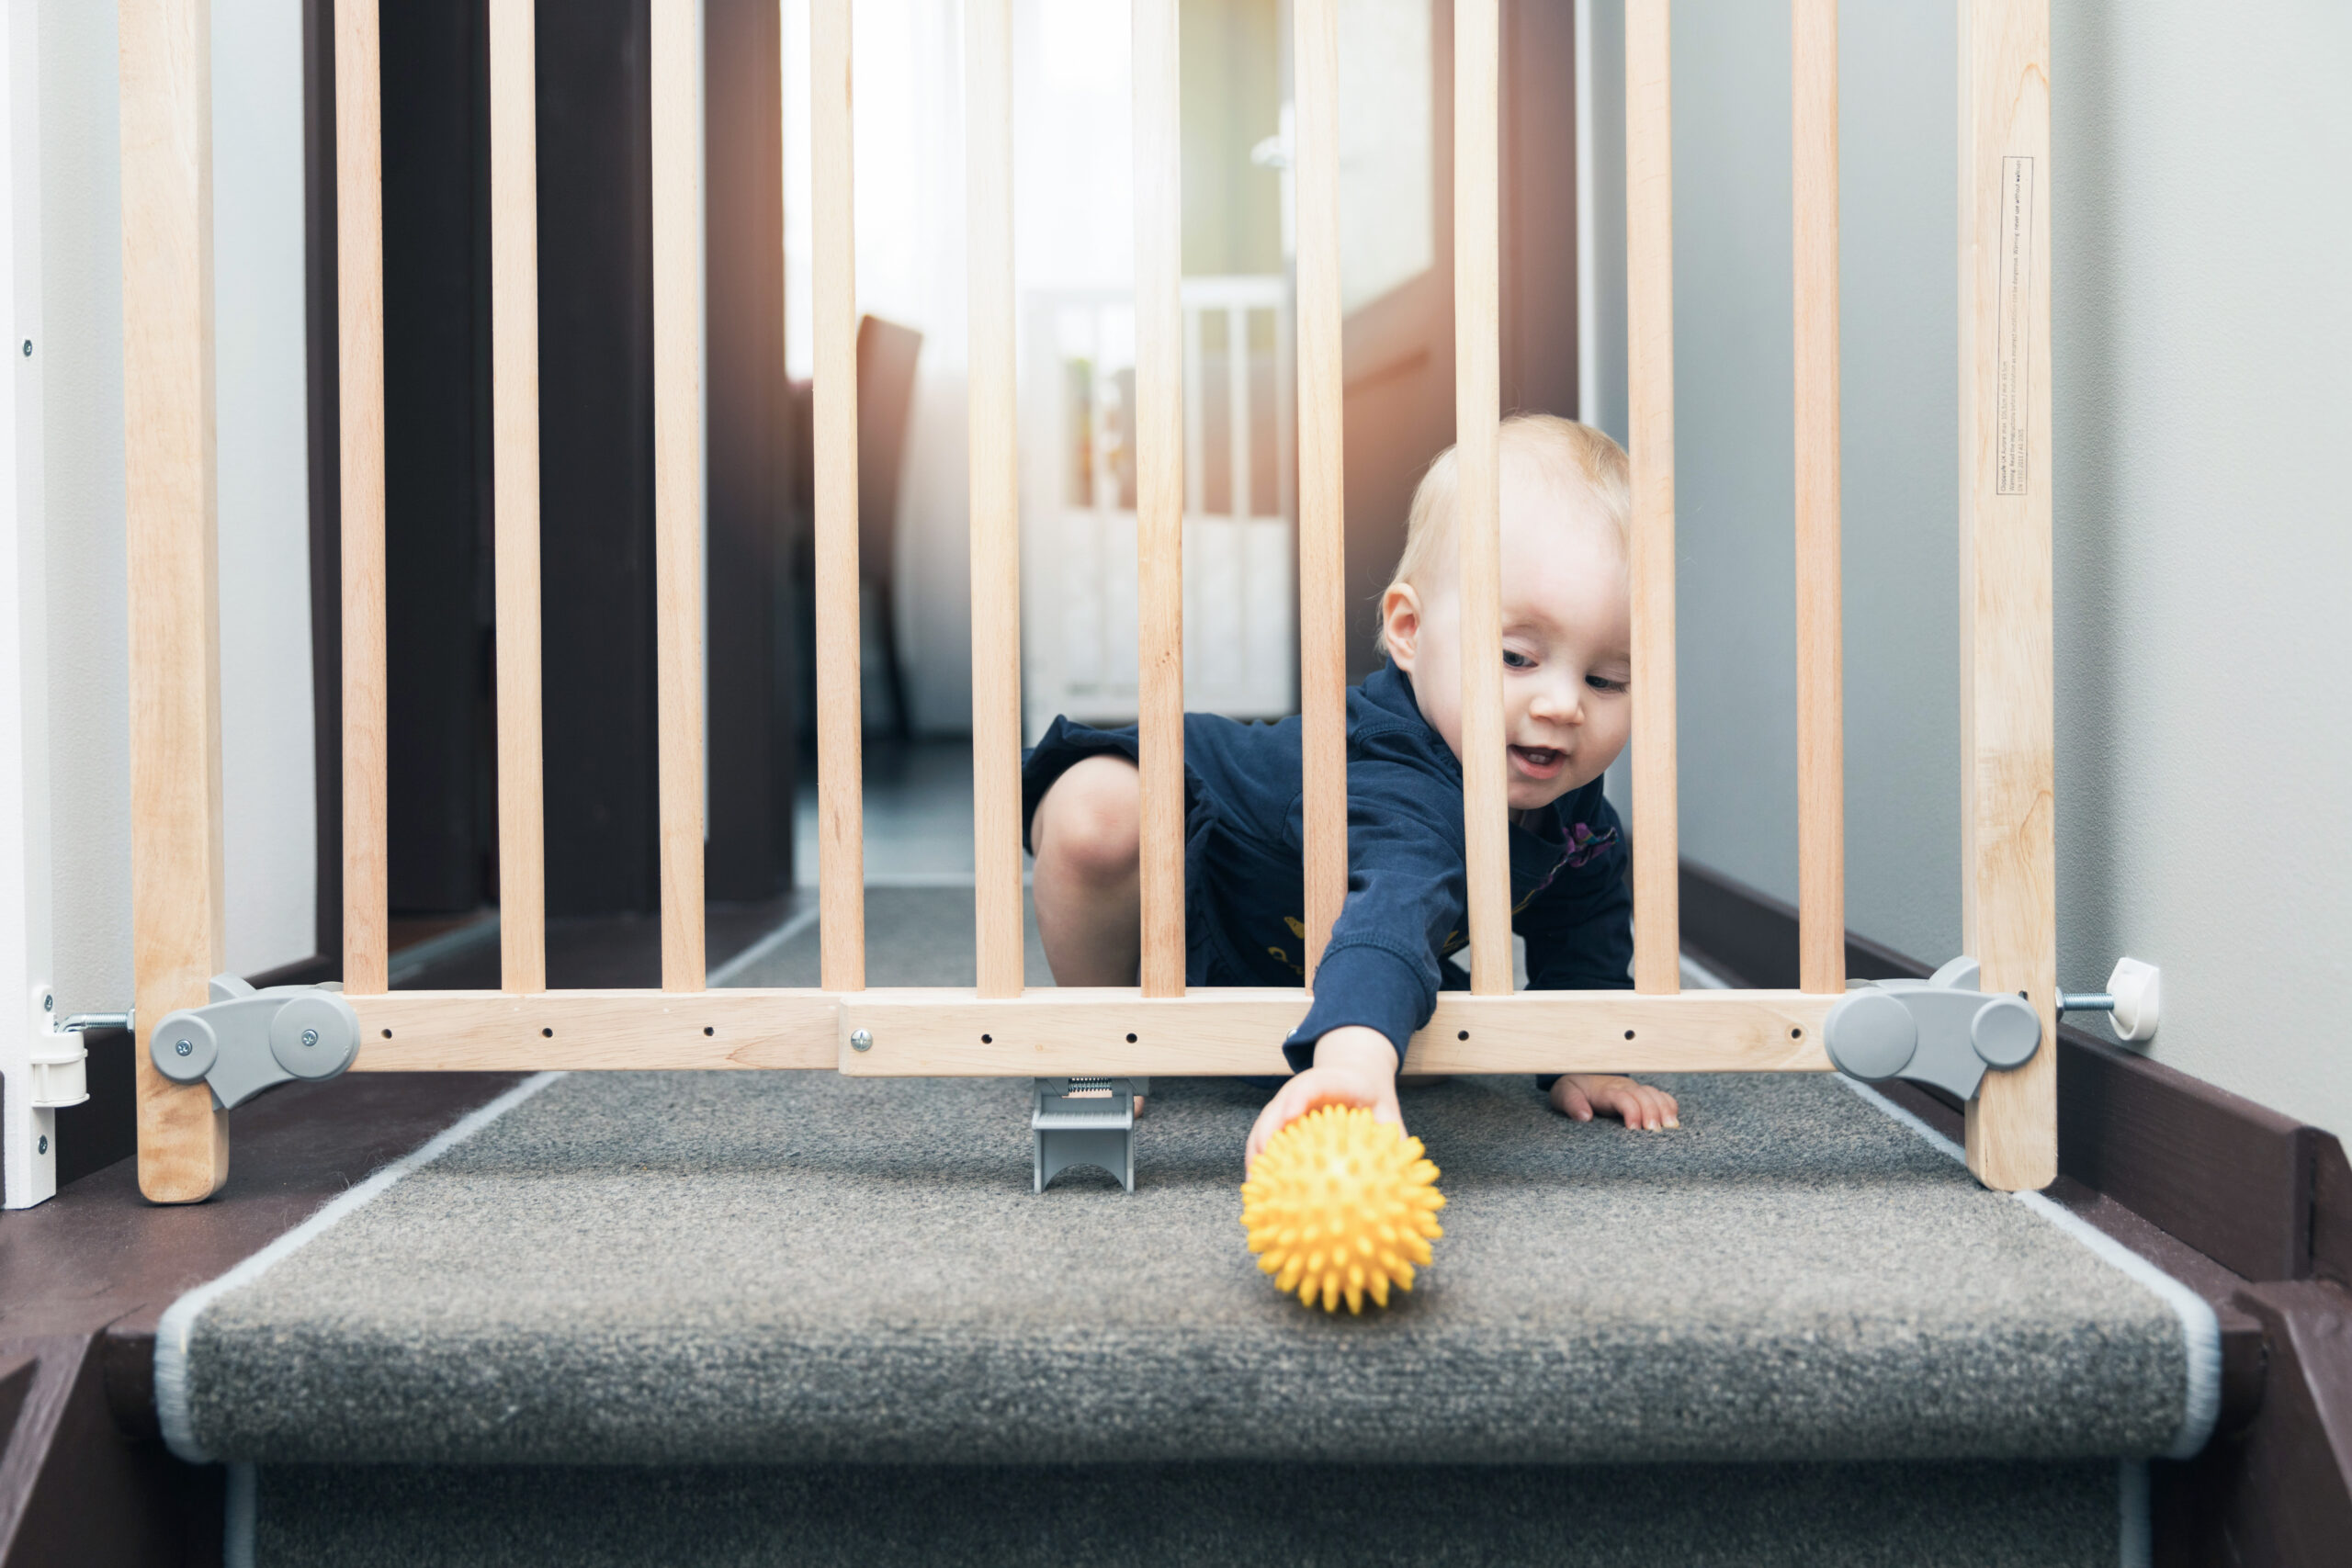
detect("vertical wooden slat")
(1228, 303), (1252, 658)
(651, 0), (706, 991)
(336, 0), (388, 997)
(489, 0), (546, 993)
(1625, 0), (1679, 995)
(1454, 0), (1510, 996)
(1792, 0), (1843, 996)
(811, 0), (864, 990)
(1295, 0), (1345, 981)
(1274, 299), (1295, 537)
(1184, 301), (1204, 527)
(967, 0), (1023, 998)
(1959, 0), (2055, 1191)
(1132, 0), (1184, 998)
(121, 0), (230, 1202)
(1227, 306), (1250, 522)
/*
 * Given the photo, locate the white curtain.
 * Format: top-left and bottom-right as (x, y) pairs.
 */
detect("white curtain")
(783, 0), (1138, 734)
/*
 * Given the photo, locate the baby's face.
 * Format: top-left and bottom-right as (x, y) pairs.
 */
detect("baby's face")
(1384, 485), (1633, 815)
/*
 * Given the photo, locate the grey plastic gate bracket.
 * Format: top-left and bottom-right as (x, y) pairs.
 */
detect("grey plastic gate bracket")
(1033, 1077), (1145, 1193)
(1822, 954), (2042, 1103)
(147, 975), (363, 1111)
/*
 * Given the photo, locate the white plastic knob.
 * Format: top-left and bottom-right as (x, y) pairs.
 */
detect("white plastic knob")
(2108, 956), (2160, 1043)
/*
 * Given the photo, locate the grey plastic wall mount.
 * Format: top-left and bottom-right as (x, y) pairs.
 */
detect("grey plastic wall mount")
(1032, 1077), (1147, 1193)
(148, 976), (362, 1111)
(1822, 956), (2041, 1102)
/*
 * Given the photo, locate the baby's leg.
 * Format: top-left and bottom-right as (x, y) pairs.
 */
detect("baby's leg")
(1030, 754), (1143, 986)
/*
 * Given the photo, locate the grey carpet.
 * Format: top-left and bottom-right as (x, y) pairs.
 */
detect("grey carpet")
(251, 1458), (2130, 1568)
(721, 884), (1057, 988)
(175, 1056), (2196, 1465)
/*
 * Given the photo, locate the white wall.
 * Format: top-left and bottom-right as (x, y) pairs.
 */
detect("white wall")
(4, 0), (59, 1206)
(2047, 1), (2352, 1134)
(40, 0), (130, 1017)
(1598, 0), (2352, 1136)
(212, 0), (316, 976)
(1629, 0), (1962, 964)
(37, 0), (314, 1020)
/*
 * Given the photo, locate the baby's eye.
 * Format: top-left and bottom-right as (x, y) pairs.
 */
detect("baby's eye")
(1502, 649), (1535, 670)
(1586, 673), (1628, 694)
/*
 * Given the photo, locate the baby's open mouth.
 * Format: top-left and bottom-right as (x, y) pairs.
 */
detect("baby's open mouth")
(1510, 745), (1566, 780)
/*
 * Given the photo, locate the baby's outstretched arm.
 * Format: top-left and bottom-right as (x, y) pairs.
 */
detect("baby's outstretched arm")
(1549, 1073), (1679, 1131)
(1245, 1025), (1402, 1170)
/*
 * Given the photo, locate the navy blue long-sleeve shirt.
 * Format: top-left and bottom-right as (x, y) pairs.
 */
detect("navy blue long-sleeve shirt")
(1022, 660), (1634, 1070)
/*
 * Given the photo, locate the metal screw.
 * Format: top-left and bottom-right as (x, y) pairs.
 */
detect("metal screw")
(43, 994), (53, 1011)
(300, 1028), (320, 1047)
(175, 1039), (192, 1056)
(20, 340), (30, 357)
(38, 1134), (48, 1155)
(850, 1028), (873, 1053)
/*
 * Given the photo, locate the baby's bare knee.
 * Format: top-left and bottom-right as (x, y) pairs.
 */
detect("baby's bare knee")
(1036, 757), (1140, 886)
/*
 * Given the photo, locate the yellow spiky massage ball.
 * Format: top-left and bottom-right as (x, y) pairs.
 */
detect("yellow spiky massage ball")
(1239, 1105), (1445, 1314)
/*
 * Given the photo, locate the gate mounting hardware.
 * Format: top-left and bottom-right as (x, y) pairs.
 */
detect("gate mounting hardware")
(1823, 956), (2041, 1102)
(1034, 1077), (1147, 1193)
(150, 976), (361, 1110)
(25, 1009), (135, 1111)
(2057, 956), (2161, 1043)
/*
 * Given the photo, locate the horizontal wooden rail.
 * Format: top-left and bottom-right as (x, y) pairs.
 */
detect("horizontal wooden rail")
(348, 991), (838, 1071)
(1410, 991), (1830, 1075)
(842, 989), (1834, 1077)
(344, 989), (1837, 1077)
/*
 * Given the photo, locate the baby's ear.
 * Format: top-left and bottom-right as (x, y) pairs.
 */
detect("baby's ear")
(1382, 582), (1422, 670)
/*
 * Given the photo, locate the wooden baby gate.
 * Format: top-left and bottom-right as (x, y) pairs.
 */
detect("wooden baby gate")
(120, 0), (2058, 1202)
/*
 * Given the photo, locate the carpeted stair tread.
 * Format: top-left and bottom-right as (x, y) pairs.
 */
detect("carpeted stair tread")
(250, 1457), (2132, 1568)
(175, 1067), (2195, 1466)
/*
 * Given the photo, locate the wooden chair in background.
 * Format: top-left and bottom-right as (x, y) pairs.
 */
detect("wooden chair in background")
(787, 314), (925, 742)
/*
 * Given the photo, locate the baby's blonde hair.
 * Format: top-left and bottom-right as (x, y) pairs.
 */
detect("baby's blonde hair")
(1380, 413), (1631, 634)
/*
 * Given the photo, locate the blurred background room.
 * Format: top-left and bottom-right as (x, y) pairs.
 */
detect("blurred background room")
(153, 0), (1593, 998)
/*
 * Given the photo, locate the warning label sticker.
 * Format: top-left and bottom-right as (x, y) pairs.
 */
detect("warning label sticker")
(1996, 156), (2035, 497)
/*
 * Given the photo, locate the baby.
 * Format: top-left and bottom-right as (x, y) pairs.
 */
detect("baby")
(1021, 413), (1679, 1166)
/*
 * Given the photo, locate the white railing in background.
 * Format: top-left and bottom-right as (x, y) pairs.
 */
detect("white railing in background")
(1022, 276), (1296, 739)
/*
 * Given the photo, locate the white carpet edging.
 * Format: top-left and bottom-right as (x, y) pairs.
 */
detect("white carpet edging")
(153, 1071), (568, 1465)
(1841, 1077), (2223, 1462)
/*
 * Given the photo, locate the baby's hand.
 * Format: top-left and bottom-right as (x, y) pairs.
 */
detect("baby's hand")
(1245, 1025), (1402, 1171)
(1550, 1073), (1679, 1131)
